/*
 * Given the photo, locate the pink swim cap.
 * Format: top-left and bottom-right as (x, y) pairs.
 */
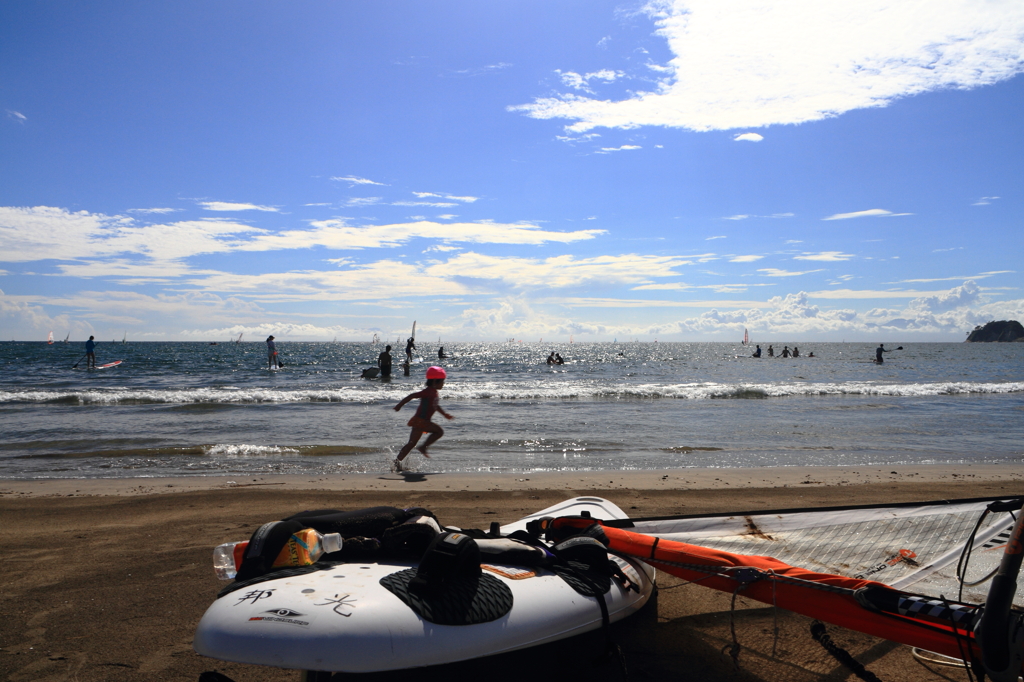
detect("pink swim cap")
(426, 366), (447, 379)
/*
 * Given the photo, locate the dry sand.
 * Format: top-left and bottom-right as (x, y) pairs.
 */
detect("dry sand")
(2, 464), (1021, 682)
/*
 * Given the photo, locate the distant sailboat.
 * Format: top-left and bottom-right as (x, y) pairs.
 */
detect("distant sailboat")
(63, 332), (70, 343)
(742, 328), (749, 345)
(122, 331), (127, 345)
(235, 333), (243, 344)
(47, 331), (54, 344)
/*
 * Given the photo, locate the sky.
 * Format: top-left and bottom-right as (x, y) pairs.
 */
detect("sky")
(2, 0), (1022, 343)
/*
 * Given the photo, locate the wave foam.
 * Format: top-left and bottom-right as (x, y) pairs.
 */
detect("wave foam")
(1, 380), (1021, 405)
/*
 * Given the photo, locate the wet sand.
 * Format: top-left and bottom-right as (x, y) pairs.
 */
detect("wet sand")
(2, 464), (1020, 681)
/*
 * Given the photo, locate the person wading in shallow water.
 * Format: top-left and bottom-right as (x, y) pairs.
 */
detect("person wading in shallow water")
(392, 366), (453, 473)
(378, 345), (393, 378)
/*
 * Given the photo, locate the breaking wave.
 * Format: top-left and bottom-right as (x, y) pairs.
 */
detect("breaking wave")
(1, 380), (1021, 405)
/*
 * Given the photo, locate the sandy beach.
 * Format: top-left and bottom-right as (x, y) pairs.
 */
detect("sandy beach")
(2, 464), (1021, 681)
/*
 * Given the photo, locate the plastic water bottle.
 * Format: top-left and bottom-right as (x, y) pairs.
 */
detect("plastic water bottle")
(212, 529), (343, 580)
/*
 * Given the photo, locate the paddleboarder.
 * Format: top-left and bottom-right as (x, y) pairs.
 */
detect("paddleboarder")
(392, 366), (453, 472)
(875, 343), (891, 363)
(85, 335), (96, 368)
(266, 335), (280, 369)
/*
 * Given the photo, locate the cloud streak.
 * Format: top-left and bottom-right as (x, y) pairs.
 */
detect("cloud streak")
(823, 208), (912, 220)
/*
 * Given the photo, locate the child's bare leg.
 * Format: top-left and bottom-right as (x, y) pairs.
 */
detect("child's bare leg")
(397, 430), (422, 462)
(417, 425), (443, 456)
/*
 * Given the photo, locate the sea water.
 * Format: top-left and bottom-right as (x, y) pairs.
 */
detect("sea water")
(1, 341), (1021, 479)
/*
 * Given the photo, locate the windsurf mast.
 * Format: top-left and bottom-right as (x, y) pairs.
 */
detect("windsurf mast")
(977, 507), (1024, 681)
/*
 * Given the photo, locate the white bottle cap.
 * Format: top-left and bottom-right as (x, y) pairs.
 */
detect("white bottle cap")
(322, 533), (343, 554)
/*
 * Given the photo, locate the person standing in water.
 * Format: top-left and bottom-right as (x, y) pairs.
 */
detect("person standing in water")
(875, 343), (891, 363)
(438, 346), (446, 360)
(752, 344), (762, 358)
(405, 336), (416, 363)
(378, 345), (393, 378)
(85, 335), (96, 368)
(266, 335), (280, 369)
(767, 345), (774, 357)
(781, 346), (791, 358)
(392, 366), (454, 472)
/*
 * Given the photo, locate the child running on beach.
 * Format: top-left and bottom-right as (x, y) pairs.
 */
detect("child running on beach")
(392, 366), (453, 472)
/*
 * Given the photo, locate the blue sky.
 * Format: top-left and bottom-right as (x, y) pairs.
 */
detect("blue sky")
(2, 0), (1022, 342)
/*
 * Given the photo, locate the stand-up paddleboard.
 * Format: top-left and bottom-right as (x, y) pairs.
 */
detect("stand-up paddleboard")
(193, 497), (654, 674)
(95, 360), (122, 369)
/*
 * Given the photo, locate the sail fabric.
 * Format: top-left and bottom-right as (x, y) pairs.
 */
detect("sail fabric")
(618, 497), (1024, 607)
(549, 516), (1004, 668)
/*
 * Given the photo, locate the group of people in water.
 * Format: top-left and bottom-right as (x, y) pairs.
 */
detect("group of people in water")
(546, 352), (565, 365)
(751, 344), (814, 359)
(751, 343), (896, 363)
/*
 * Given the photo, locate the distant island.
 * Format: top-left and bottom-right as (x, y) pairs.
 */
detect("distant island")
(965, 320), (1024, 342)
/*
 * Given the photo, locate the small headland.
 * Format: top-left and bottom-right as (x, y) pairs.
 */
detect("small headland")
(965, 319), (1024, 342)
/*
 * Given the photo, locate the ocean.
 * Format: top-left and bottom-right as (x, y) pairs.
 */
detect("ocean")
(1, 340), (1022, 480)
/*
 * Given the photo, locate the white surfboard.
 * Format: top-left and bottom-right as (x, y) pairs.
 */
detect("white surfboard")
(193, 497), (654, 673)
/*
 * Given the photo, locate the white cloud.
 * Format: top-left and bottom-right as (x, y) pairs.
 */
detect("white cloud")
(393, 200), (458, 208)
(448, 62), (513, 78)
(557, 69), (625, 94)
(733, 132), (763, 142)
(597, 145), (642, 153)
(128, 207), (180, 214)
(412, 192), (478, 203)
(822, 208), (913, 220)
(331, 176), (387, 186)
(242, 219), (605, 252)
(907, 280), (982, 313)
(0, 206), (264, 263)
(807, 288), (951, 299)
(706, 236), (727, 240)
(200, 202), (280, 212)
(511, 1), (1024, 133)
(188, 260), (471, 300)
(793, 251), (855, 261)
(758, 268), (824, 277)
(729, 255), (763, 263)
(6, 110), (27, 123)
(0, 207), (606, 271)
(428, 252), (694, 289)
(345, 197), (382, 207)
(973, 196), (1000, 205)
(726, 212), (794, 220)
(892, 271), (1012, 283)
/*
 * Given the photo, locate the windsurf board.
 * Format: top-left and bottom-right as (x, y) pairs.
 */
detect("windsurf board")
(193, 497), (654, 673)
